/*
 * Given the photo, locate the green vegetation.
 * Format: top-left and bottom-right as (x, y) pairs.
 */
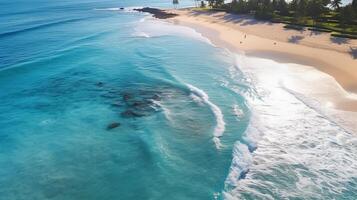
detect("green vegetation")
(331, 33), (357, 39)
(199, 0), (357, 38)
(284, 24), (305, 30)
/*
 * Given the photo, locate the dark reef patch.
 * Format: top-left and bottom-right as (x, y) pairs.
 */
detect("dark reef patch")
(96, 82), (104, 87)
(134, 7), (178, 19)
(98, 85), (165, 122)
(107, 122), (121, 130)
(121, 110), (146, 118)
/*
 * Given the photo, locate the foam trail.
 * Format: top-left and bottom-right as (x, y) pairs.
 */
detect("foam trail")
(153, 100), (173, 123)
(0, 18), (86, 39)
(232, 104), (244, 118)
(186, 84), (225, 149)
(94, 7), (122, 11)
(133, 17), (214, 46)
(222, 53), (357, 199)
(94, 7), (144, 13)
(225, 142), (252, 187)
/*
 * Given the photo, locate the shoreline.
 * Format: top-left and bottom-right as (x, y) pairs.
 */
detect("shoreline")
(164, 9), (357, 113)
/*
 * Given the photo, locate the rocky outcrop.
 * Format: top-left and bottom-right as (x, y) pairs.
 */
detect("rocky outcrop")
(134, 7), (178, 19)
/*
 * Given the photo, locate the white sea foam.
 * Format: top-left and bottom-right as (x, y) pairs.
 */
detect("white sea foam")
(186, 84), (226, 149)
(153, 100), (173, 123)
(133, 17), (214, 45)
(222, 53), (357, 199)
(94, 7), (144, 13)
(225, 142), (252, 187)
(124, 6), (145, 13)
(232, 104), (244, 118)
(94, 7), (122, 11)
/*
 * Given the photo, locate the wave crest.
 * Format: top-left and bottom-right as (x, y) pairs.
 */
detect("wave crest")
(0, 18), (86, 39)
(186, 84), (225, 149)
(132, 17), (214, 45)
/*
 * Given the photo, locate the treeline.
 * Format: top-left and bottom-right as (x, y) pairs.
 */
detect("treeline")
(204, 0), (357, 26)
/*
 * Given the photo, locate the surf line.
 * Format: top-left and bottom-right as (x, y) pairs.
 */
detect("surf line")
(186, 83), (226, 149)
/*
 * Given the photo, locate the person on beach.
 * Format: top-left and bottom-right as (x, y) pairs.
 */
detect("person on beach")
(173, 0), (179, 9)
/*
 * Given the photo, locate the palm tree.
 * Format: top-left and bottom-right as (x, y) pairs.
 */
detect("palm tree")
(330, 0), (341, 10)
(278, 0), (289, 15)
(208, 0), (215, 7)
(193, 0), (199, 7)
(339, 5), (355, 26)
(173, 0), (179, 9)
(215, 0), (225, 7)
(307, 0), (324, 25)
(353, 0), (357, 9)
(297, 0), (308, 16)
(200, 1), (206, 8)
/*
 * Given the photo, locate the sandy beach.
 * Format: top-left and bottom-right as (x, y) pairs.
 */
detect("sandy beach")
(169, 10), (357, 88)
(165, 8), (357, 131)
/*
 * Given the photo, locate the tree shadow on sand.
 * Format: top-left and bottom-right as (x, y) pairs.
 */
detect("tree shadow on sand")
(349, 47), (357, 59)
(240, 18), (273, 26)
(187, 10), (273, 26)
(283, 27), (305, 34)
(309, 30), (323, 36)
(288, 35), (304, 43)
(330, 37), (350, 45)
(188, 10), (218, 17)
(221, 14), (247, 23)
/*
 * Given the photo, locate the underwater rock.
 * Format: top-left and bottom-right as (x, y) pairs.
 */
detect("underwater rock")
(122, 93), (132, 101)
(117, 89), (164, 117)
(151, 94), (160, 101)
(96, 82), (104, 87)
(239, 169), (250, 180)
(107, 122), (121, 130)
(131, 101), (145, 107)
(247, 145), (257, 153)
(111, 102), (123, 107)
(130, 100), (152, 109)
(121, 110), (145, 118)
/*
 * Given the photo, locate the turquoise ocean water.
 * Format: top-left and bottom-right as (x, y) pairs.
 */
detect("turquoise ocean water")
(0, 0), (356, 200)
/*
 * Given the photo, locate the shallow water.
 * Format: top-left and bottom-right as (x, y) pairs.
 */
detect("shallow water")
(0, 1), (356, 200)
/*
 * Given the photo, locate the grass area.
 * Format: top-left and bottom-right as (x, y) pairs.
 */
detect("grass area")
(191, 7), (226, 12)
(283, 24), (305, 31)
(191, 7), (212, 11)
(331, 33), (357, 39)
(271, 12), (357, 38)
(307, 27), (332, 33)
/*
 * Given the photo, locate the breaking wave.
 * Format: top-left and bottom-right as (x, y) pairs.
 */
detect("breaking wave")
(223, 53), (357, 199)
(186, 84), (226, 149)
